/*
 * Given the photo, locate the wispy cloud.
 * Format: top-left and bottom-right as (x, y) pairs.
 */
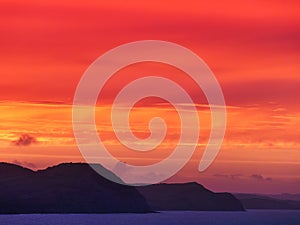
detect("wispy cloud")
(213, 173), (243, 180)
(250, 174), (272, 182)
(214, 173), (272, 182)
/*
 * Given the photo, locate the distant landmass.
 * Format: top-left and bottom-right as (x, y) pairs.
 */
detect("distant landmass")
(268, 193), (300, 201)
(234, 193), (300, 210)
(137, 183), (244, 211)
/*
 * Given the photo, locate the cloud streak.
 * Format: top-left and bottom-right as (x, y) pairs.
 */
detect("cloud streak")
(250, 174), (272, 182)
(214, 173), (272, 182)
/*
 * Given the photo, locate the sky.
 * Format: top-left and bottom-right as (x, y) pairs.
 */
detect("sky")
(0, 0), (300, 194)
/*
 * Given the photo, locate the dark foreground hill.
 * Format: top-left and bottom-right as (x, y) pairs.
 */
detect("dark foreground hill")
(0, 163), (151, 213)
(0, 162), (245, 213)
(137, 183), (244, 211)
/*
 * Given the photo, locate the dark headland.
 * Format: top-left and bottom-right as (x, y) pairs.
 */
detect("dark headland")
(137, 183), (244, 211)
(0, 162), (244, 213)
(0, 162), (150, 213)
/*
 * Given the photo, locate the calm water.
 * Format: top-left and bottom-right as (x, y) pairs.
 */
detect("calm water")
(0, 210), (299, 225)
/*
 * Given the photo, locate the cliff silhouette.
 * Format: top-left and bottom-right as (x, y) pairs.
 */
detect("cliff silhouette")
(0, 162), (245, 213)
(0, 163), (150, 213)
(137, 183), (244, 211)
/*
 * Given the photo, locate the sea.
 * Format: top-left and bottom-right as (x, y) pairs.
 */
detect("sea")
(0, 210), (299, 225)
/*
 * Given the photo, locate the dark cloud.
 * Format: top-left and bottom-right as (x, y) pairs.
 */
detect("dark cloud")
(214, 173), (272, 182)
(12, 134), (37, 146)
(250, 174), (264, 180)
(250, 174), (272, 182)
(213, 173), (243, 180)
(31, 100), (70, 105)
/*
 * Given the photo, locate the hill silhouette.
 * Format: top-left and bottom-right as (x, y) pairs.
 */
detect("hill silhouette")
(137, 183), (244, 211)
(0, 163), (150, 213)
(0, 162), (245, 213)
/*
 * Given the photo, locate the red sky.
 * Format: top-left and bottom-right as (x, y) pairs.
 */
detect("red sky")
(0, 0), (300, 194)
